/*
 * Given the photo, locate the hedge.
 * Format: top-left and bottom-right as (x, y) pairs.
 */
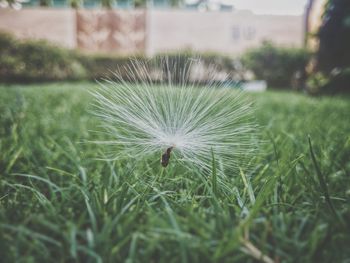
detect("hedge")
(1, 32), (313, 90)
(241, 41), (311, 88)
(0, 32), (86, 82)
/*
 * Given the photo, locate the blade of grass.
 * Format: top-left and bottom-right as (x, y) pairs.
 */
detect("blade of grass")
(239, 168), (255, 205)
(211, 148), (218, 197)
(308, 135), (345, 226)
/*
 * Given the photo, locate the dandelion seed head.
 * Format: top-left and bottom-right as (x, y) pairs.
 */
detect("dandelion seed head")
(92, 56), (259, 174)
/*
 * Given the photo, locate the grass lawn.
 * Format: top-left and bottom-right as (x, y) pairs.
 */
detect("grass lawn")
(0, 82), (349, 263)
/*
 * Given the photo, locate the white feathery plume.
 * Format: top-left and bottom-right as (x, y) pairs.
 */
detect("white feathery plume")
(91, 57), (258, 174)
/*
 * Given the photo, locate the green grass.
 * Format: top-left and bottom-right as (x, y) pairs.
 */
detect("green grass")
(0, 82), (349, 263)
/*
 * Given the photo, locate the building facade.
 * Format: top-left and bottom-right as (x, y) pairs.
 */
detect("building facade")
(0, 7), (304, 55)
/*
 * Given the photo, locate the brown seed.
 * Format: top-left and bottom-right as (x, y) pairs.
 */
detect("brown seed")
(161, 147), (173, 167)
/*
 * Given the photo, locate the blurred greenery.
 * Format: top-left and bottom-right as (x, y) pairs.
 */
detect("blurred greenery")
(0, 32), (87, 82)
(76, 53), (147, 81)
(0, 32), (238, 84)
(317, 0), (350, 73)
(311, 0), (350, 94)
(0, 82), (349, 262)
(2, 26), (350, 94)
(242, 42), (311, 89)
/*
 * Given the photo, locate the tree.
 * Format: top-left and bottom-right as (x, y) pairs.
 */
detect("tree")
(304, 0), (315, 46)
(317, 0), (350, 72)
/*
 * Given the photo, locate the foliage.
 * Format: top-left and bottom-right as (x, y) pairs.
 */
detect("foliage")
(0, 82), (349, 262)
(69, 0), (83, 8)
(39, 0), (52, 6)
(305, 68), (350, 95)
(317, 0), (350, 73)
(155, 50), (235, 71)
(242, 42), (311, 88)
(154, 50), (237, 84)
(100, 0), (114, 8)
(1, 32), (315, 91)
(306, 71), (329, 94)
(319, 68), (350, 94)
(76, 53), (147, 81)
(0, 33), (238, 84)
(0, 32), (86, 82)
(311, 0), (350, 94)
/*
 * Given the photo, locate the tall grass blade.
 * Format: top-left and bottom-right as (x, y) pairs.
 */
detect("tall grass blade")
(308, 135), (345, 226)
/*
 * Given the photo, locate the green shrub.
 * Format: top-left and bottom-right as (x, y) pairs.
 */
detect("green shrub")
(76, 53), (147, 81)
(0, 31), (149, 83)
(155, 50), (235, 71)
(200, 52), (235, 72)
(0, 32), (86, 82)
(306, 71), (329, 95)
(154, 50), (237, 84)
(328, 68), (350, 94)
(0, 32), (20, 80)
(153, 51), (194, 84)
(308, 68), (350, 95)
(242, 42), (311, 88)
(1, 32), (240, 84)
(78, 50), (236, 84)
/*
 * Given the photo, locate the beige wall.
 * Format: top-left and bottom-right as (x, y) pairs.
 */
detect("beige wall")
(147, 10), (304, 55)
(0, 8), (76, 48)
(0, 8), (304, 55)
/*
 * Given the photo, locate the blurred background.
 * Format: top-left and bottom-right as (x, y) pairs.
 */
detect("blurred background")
(0, 0), (349, 94)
